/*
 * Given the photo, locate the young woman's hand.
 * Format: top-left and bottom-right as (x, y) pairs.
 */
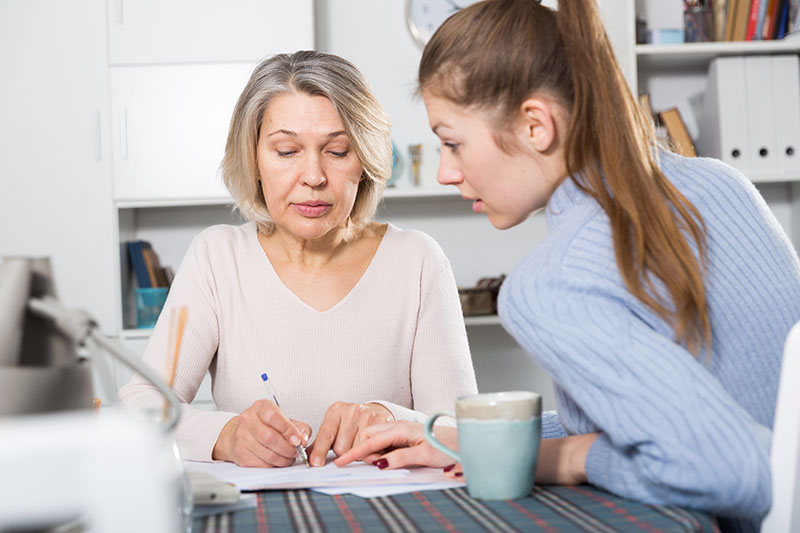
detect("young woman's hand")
(334, 420), (457, 469)
(306, 402), (396, 467)
(212, 399), (311, 467)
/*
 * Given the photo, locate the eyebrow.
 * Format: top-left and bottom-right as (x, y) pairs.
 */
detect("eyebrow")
(267, 129), (348, 139)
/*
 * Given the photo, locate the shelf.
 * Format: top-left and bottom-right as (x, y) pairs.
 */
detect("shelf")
(750, 174), (800, 184)
(116, 196), (234, 209)
(464, 315), (502, 327)
(121, 314), (501, 338)
(383, 187), (459, 199)
(636, 36), (800, 70)
(114, 186), (460, 209)
(119, 328), (152, 340)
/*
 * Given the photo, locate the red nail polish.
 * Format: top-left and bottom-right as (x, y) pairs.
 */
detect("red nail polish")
(443, 464), (456, 472)
(372, 458), (389, 469)
(455, 472), (463, 477)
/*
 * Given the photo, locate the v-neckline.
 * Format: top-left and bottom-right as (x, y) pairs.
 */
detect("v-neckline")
(251, 223), (392, 314)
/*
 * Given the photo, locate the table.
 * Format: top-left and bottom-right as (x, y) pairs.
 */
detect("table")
(195, 485), (717, 532)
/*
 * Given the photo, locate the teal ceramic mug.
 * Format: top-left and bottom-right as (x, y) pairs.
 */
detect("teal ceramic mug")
(424, 391), (541, 500)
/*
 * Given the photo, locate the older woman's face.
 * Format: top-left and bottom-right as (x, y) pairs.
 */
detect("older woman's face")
(257, 92), (363, 241)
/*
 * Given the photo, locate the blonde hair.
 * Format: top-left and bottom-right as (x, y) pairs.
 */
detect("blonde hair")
(222, 51), (392, 240)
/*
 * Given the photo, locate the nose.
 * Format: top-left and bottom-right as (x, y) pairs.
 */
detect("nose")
(301, 153), (327, 187)
(437, 156), (463, 186)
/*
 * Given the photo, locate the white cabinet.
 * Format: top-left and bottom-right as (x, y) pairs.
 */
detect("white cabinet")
(630, 10), (800, 182)
(0, 0), (117, 333)
(621, 0), (800, 246)
(107, 0), (315, 64)
(110, 64), (255, 201)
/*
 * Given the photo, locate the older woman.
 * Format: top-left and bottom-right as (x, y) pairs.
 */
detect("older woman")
(119, 51), (477, 467)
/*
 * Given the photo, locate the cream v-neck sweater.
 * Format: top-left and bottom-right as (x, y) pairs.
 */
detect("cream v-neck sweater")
(120, 222), (477, 461)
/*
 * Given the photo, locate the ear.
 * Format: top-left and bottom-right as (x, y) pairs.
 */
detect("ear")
(518, 97), (558, 153)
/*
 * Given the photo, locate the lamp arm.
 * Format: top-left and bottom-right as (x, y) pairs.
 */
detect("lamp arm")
(27, 296), (181, 434)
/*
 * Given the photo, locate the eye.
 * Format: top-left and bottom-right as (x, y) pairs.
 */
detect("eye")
(277, 150), (296, 157)
(328, 150), (349, 158)
(443, 142), (459, 153)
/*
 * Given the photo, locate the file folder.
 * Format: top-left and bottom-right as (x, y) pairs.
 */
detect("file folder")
(771, 55), (800, 177)
(744, 56), (779, 180)
(698, 57), (750, 173)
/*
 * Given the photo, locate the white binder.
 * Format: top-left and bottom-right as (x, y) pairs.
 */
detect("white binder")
(744, 56), (779, 181)
(771, 55), (800, 177)
(698, 57), (751, 173)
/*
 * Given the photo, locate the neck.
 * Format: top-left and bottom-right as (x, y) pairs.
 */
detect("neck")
(259, 225), (350, 269)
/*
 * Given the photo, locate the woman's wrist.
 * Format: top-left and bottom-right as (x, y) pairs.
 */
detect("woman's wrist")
(365, 402), (395, 422)
(565, 433), (599, 484)
(212, 416), (237, 462)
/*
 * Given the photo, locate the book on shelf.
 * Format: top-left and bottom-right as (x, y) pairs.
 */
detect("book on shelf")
(734, 0), (752, 40)
(659, 108), (697, 158)
(754, 0), (771, 38)
(698, 0), (797, 42)
(746, 0), (763, 39)
(715, 0), (729, 40)
(127, 240), (170, 289)
(776, 0), (791, 38)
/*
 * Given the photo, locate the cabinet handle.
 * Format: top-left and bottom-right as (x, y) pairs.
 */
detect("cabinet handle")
(92, 110), (102, 161)
(120, 109), (128, 160)
(115, 0), (123, 25)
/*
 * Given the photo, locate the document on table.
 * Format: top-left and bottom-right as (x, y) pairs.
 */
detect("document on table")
(313, 476), (464, 498)
(183, 458), (416, 491)
(183, 458), (464, 497)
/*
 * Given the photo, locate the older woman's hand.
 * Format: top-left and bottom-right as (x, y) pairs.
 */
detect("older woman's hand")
(333, 420), (456, 469)
(212, 399), (311, 467)
(306, 402), (395, 467)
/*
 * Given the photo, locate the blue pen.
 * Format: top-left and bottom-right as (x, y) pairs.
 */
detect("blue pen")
(260, 372), (310, 467)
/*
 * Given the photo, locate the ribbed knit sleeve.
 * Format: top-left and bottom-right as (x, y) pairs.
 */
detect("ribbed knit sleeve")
(498, 153), (800, 529)
(374, 232), (477, 423)
(502, 279), (771, 517)
(119, 232), (234, 462)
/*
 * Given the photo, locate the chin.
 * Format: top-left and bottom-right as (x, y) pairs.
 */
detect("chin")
(488, 214), (527, 230)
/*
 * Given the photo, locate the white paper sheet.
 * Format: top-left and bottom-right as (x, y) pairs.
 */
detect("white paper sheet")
(313, 481), (464, 498)
(183, 458), (409, 491)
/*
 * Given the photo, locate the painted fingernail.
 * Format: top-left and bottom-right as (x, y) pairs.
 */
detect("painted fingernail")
(443, 464), (456, 472)
(290, 435), (300, 446)
(372, 458), (389, 469)
(455, 472), (463, 477)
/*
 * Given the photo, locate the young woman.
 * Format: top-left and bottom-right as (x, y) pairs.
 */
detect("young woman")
(120, 51), (477, 468)
(335, 1), (800, 531)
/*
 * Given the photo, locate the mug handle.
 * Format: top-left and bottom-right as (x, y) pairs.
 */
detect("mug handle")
(423, 412), (461, 462)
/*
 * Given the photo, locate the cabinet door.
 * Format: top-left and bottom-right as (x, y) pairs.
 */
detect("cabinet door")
(107, 0), (314, 64)
(0, 0), (117, 332)
(111, 64), (255, 201)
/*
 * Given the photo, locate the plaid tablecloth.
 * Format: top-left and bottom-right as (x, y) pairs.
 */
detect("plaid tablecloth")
(195, 485), (718, 532)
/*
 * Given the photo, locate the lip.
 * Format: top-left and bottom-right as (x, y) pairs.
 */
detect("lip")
(292, 201), (332, 217)
(470, 199), (483, 213)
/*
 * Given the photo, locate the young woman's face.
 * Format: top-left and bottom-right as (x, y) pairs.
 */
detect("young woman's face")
(423, 94), (558, 229)
(256, 92), (363, 241)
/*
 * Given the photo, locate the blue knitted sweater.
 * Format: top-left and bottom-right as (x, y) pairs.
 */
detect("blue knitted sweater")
(498, 151), (800, 532)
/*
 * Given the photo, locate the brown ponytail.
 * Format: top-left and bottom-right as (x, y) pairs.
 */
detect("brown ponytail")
(419, 0), (710, 356)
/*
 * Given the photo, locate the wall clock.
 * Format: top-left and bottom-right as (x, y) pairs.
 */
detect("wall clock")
(406, 0), (482, 47)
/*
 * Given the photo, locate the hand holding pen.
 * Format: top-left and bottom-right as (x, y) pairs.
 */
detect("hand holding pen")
(261, 373), (310, 467)
(211, 376), (311, 468)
